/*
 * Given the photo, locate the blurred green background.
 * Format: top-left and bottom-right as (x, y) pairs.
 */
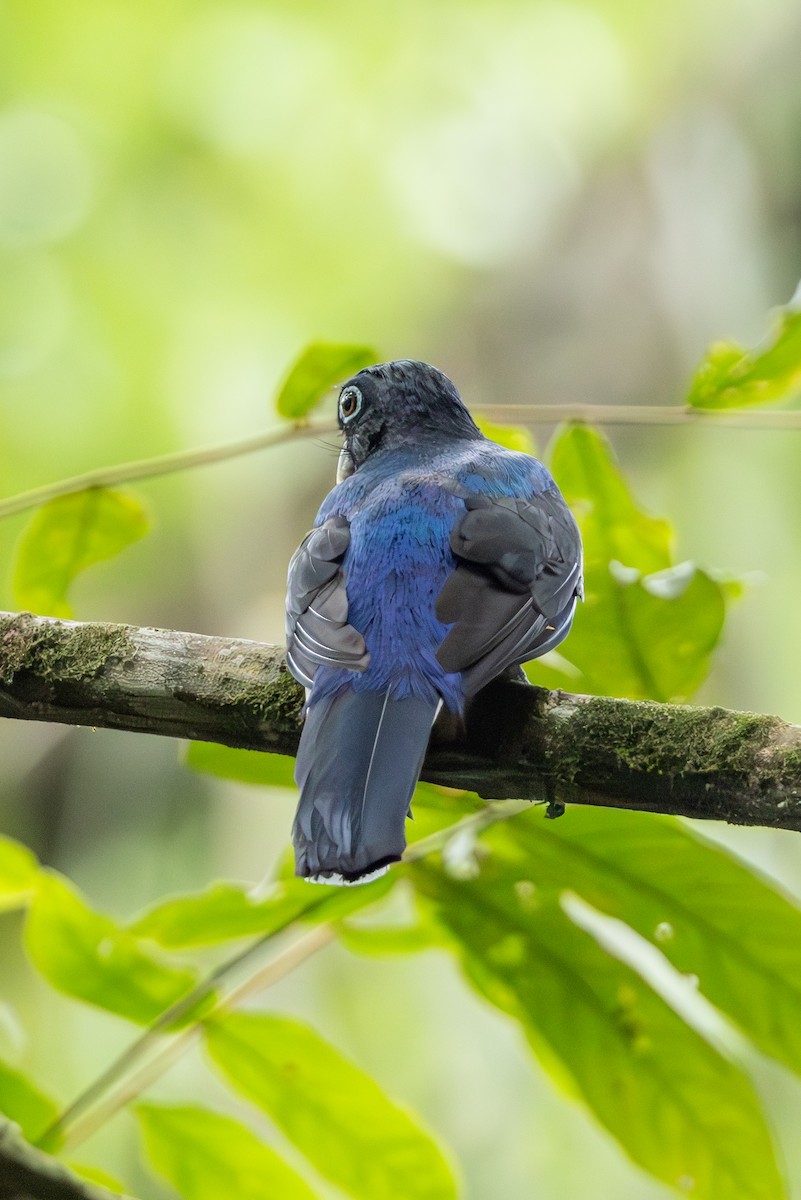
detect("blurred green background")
(3, 0), (801, 1196)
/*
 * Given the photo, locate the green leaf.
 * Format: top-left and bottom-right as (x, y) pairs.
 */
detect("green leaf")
(137, 1103), (319, 1200)
(411, 854), (784, 1200)
(205, 1013), (458, 1200)
(0, 835), (38, 912)
(533, 424), (730, 701)
(13, 488), (150, 619)
(531, 559), (726, 702)
(67, 1163), (131, 1194)
(275, 342), (378, 420)
(336, 919), (443, 957)
(474, 415), (536, 455)
(404, 784), (484, 846)
(131, 873), (394, 949)
(0, 1059), (58, 1142)
(131, 880), (327, 948)
(688, 305), (801, 409)
(184, 742), (296, 788)
(411, 782), (478, 812)
(499, 805), (801, 1082)
(24, 872), (198, 1024)
(552, 422), (672, 573)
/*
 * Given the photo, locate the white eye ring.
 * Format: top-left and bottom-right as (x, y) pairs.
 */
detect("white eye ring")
(339, 385), (363, 424)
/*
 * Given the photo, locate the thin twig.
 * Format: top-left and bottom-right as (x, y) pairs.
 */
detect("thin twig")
(36, 889), (337, 1153)
(3, 403), (799, 524)
(41, 804), (511, 1156)
(481, 404), (801, 427)
(0, 421), (337, 520)
(50, 924), (337, 1154)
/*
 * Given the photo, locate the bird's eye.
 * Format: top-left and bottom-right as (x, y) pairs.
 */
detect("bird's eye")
(339, 386), (363, 424)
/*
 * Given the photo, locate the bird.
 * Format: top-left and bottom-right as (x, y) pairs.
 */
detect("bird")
(285, 360), (582, 885)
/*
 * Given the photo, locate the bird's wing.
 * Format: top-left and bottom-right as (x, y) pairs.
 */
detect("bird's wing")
(435, 489), (582, 696)
(285, 516), (370, 687)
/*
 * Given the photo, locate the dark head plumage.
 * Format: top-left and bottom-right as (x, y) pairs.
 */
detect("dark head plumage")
(336, 360), (482, 479)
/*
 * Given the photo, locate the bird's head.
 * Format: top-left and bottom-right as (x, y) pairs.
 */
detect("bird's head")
(335, 360), (482, 482)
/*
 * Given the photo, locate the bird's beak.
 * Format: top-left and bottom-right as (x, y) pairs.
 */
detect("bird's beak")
(336, 446), (355, 484)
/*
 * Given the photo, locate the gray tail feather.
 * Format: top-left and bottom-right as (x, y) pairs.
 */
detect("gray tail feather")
(293, 688), (438, 884)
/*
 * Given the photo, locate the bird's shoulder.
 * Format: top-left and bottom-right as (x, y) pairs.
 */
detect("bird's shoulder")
(448, 440), (555, 500)
(323, 441), (553, 510)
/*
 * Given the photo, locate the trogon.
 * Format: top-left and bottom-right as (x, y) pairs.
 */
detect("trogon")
(286, 360), (582, 884)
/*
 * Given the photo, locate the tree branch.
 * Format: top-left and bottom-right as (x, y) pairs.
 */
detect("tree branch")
(1, 610), (800, 832)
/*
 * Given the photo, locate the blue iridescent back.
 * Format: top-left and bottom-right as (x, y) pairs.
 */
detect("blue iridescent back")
(310, 439), (555, 712)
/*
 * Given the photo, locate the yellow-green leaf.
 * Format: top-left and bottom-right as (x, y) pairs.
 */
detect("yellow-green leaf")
(688, 306), (801, 409)
(275, 342), (378, 420)
(184, 743), (296, 787)
(205, 1013), (458, 1200)
(0, 835), (38, 913)
(0, 1059), (58, 1142)
(551, 423), (671, 573)
(534, 424), (732, 701)
(13, 488), (149, 618)
(336, 919), (443, 957)
(475, 415), (536, 455)
(131, 873), (394, 949)
(24, 872), (198, 1024)
(67, 1163), (131, 1194)
(137, 1103), (319, 1200)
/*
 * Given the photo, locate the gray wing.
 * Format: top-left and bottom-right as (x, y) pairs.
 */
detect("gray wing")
(285, 516), (370, 688)
(435, 489), (582, 696)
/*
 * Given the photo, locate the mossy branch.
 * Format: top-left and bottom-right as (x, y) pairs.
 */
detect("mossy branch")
(1, 610), (800, 832)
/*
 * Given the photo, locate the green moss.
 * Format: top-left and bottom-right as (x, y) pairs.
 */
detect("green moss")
(213, 656), (304, 728)
(0, 616), (28, 683)
(259, 666), (305, 725)
(0, 613), (134, 685)
(544, 696), (783, 784)
(777, 747), (801, 776)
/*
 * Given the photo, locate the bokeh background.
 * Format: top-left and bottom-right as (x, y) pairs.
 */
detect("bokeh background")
(3, 0), (801, 1196)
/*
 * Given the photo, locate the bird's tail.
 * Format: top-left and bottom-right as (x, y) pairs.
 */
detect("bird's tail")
(293, 688), (438, 884)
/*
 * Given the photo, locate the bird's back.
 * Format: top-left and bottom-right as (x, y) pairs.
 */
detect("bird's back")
(311, 448), (465, 708)
(311, 440), (557, 711)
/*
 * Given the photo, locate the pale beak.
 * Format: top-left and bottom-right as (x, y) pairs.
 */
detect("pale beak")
(336, 446), (355, 484)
